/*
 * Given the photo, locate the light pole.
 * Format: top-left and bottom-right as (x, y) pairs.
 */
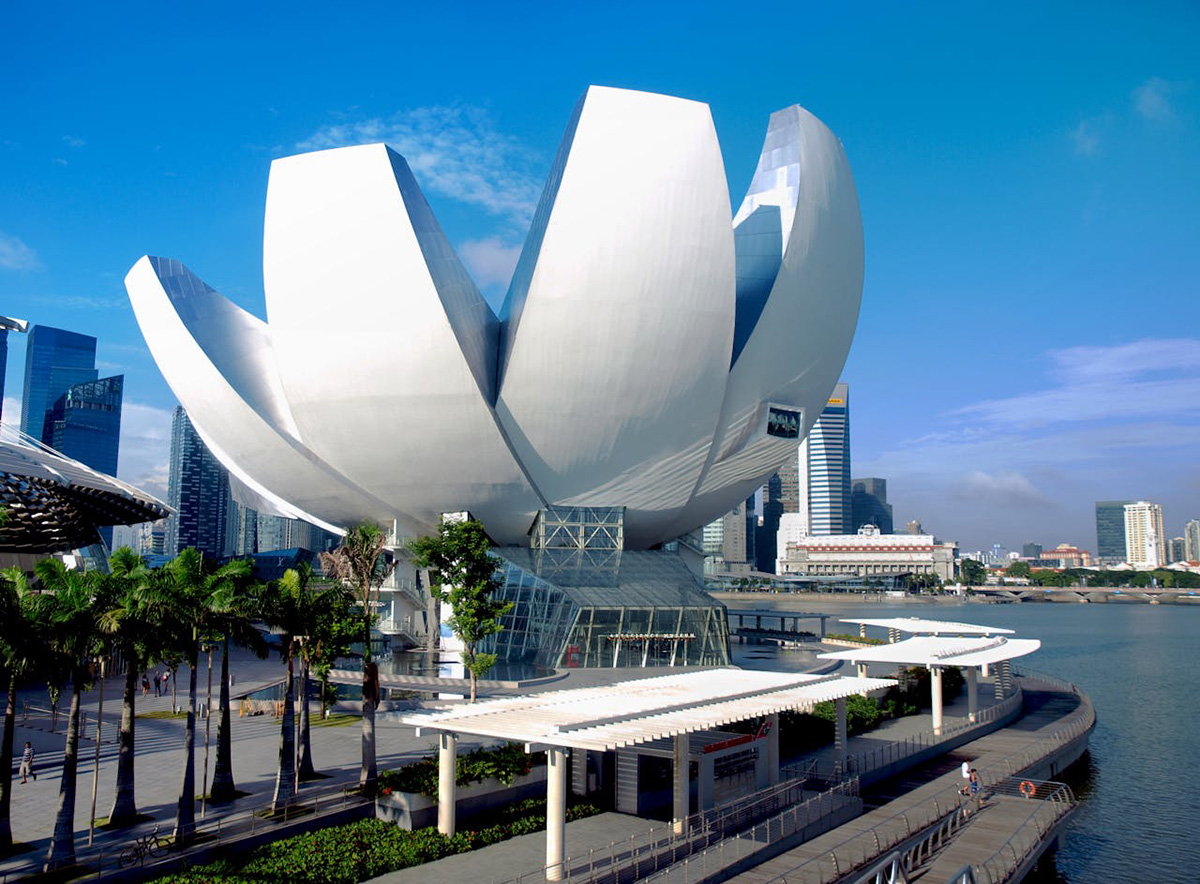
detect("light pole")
(87, 656), (106, 846)
(201, 643), (214, 817)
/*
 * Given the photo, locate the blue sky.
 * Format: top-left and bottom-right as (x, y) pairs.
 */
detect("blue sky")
(2, 1), (1197, 552)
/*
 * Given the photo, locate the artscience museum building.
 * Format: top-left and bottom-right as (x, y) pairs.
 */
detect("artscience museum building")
(126, 86), (864, 666)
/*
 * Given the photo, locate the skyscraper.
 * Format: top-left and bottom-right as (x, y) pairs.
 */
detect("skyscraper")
(1185, 519), (1200, 563)
(1168, 537), (1186, 564)
(851, 477), (893, 534)
(167, 406), (230, 559)
(21, 325), (98, 441)
(807, 383), (851, 535)
(756, 472), (784, 571)
(0, 316), (28, 426)
(46, 376), (124, 548)
(1123, 501), (1165, 568)
(1095, 500), (1133, 562)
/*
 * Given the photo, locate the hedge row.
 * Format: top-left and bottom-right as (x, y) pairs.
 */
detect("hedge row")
(153, 798), (600, 884)
(376, 741), (537, 797)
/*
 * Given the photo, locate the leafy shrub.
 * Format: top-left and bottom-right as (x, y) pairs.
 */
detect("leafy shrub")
(376, 742), (537, 797)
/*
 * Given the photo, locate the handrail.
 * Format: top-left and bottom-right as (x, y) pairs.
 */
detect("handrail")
(967, 779), (1076, 884)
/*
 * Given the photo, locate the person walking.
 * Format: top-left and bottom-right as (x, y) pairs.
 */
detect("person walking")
(19, 742), (35, 783)
(154, 671), (162, 697)
(969, 768), (984, 810)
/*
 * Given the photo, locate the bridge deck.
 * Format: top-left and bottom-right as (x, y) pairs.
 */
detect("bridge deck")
(917, 796), (1041, 882)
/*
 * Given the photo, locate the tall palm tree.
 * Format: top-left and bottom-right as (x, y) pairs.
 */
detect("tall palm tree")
(320, 524), (394, 792)
(33, 559), (103, 871)
(96, 547), (155, 827)
(0, 568), (43, 852)
(143, 550), (252, 845)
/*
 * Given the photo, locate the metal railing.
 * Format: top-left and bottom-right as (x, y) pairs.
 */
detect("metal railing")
(952, 778), (1076, 884)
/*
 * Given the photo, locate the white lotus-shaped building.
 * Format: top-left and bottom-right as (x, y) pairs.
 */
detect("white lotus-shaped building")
(126, 86), (863, 549)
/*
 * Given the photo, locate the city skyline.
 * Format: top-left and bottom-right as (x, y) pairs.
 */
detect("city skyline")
(2, 3), (1198, 549)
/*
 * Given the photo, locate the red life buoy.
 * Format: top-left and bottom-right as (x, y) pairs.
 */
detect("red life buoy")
(1019, 780), (1036, 798)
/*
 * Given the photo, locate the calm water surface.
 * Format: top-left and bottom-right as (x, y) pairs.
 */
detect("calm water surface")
(729, 598), (1196, 884)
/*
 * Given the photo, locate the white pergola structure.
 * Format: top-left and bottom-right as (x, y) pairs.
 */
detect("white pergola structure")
(819, 634), (1040, 735)
(399, 669), (893, 880)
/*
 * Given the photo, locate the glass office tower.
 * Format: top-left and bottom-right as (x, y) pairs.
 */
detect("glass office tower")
(21, 325), (98, 441)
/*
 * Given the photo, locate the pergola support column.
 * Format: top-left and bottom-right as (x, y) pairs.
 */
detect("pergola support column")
(967, 666), (978, 723)
(834, 697), (848, 775)
(546, 747), (568, 882)
(437, 732), (457, 836)
(673, 733), (690, 834)
(994, 663), (1005, 700)
(766, 713), (780, 786)
(930, 666), (944, 736)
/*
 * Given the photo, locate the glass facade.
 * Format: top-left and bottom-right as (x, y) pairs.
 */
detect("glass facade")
(486, 506), (731, 669)
(21, 325), (98, 441)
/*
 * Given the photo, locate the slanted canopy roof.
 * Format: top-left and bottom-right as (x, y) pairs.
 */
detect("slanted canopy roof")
(841, 616), (1014, 636)
(396, 669), (894, 752)
(0, 434), (171, 552)
(820, 635), (1040, 668)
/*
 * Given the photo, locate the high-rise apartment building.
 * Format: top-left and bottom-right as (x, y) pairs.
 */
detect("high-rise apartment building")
(851, 477), (893, 534)
(0, 316), (28, 426)
(21, 325), (98, 441)
(1123, 501), (1165, 568)
(1095, 500), (1134, 562)
(167, 406), (230, 559)
(1186, 520), (1200, 563)
(807, 383), (851, 534)
(1168, 537), (1186, 564)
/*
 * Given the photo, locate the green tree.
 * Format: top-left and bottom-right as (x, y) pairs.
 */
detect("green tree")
(1006, 561), (1032, 580)
(319, 524), (395, 792)
(959, 558), (987, 586)
(32, 559), (103, 870)
(0, 567), (43, 852)
(410, 517), (512, 703)
(95, 547), (156, 827)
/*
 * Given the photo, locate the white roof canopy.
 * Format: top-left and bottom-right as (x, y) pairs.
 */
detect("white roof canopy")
(841, 616), (1015, 636)
(394, 669), (895, 752)
(820, 635), (1040, 668)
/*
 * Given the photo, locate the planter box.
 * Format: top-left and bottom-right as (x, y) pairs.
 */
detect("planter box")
(376, 766), (547, 830)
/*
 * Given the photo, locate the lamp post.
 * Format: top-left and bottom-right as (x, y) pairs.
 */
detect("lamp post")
(88, 656), (106, 846)
(201, 643), (214, 817)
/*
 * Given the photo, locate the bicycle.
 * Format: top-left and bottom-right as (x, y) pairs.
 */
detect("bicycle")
(119, 823), (171, 868)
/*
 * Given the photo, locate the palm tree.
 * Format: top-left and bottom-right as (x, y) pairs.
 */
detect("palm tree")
(144, 550), (252, 845)
(0, 567), (43, 852)
(96, 547), (155, 827)
(207, 567), (266, 804)
(320, 524), (394, 792)
(33, 559), (103, 871)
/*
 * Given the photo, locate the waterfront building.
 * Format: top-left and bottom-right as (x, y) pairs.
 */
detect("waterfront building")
(1123, 501), (1166, 568)
(1168, 537), (1186, 565)
(0, 316), (28, 426)
(851, 476), (893, 534)
(1095, 500), (1134, 562)
(1186, 519), (1200, 563)
(1036, 544), (1092, 569)
(166, 406), (230, 559)
(20, 325), (97, 442)
(777, 524), (956, 582)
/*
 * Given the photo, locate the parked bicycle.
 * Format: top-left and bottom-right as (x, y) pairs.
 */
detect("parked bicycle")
(119, 823), (171, 868)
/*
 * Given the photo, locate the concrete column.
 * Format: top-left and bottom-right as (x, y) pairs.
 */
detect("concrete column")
(437, 732), (457, 836)
(673, 733), (690, 833)
(834, 697), (848, 775)
(930, 667), (944, 736)
(1001, 660), (1012, 696)
(859, 623), (867, 638)
(766, 713), (780, 786)
(856, 662), (868, 680)
(966, 666), (978, 723)
(994, 663), (1005, 700)
(546, 747), (568, 882)
(981, 662), (990, 679)
(698, 755), (715, 810)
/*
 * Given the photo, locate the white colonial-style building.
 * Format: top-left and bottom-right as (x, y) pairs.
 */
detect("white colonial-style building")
(777, 525), (957, 582)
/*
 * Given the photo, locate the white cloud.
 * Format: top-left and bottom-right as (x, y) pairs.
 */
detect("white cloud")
(117, 401), (173, 501)
(948, 471), (1054, 509)
(458, 237), (522, 292)
(1070, 119), (1101, 156)
(1133, 77), (1187, 121)
(2, 396), (20, 429)
(0, 232), (38, 270)
(296, 105), (544, 226)
(62, 135), (86, 148)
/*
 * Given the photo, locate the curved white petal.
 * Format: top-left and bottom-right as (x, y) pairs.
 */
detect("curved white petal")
(668, 105), (864, 537)
(262, 144), (543, 544)
(495, 86), (736, 547)
(124, 256), (415, 533)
